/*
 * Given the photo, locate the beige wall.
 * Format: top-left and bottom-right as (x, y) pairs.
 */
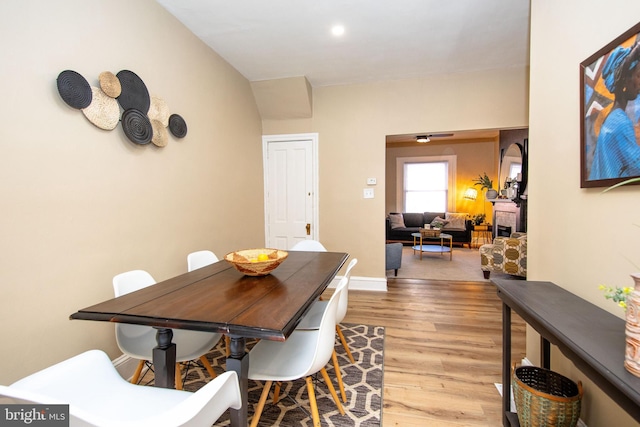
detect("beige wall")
(0, 0), (263, 383)
(529, 0), (640, 425)
(265, 69), (528, 277)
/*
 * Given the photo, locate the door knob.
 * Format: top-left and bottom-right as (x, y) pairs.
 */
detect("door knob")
(306, 224), (311, 235)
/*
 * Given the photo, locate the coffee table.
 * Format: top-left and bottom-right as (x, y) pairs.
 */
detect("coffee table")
(411, 232), (453, 260)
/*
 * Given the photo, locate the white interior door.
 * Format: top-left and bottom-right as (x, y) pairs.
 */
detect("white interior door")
(263, 133), (318, 249)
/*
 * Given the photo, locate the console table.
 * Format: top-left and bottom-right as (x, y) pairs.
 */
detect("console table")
(493, 279), (640, 427)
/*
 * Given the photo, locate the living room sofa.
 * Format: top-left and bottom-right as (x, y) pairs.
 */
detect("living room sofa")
(386, 212), (473, 247)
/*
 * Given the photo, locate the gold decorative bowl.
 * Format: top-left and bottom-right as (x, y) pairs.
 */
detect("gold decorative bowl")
(224, 248), (288, 276)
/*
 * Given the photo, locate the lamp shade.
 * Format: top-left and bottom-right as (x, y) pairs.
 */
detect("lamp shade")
(463, 188), (478, 201)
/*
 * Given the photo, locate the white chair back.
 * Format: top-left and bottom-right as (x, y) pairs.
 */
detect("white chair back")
(187, 250), (219, 272)
(3, 349), (241, 427)
(336, 258), (358, 323)
(290, 240), (327, 251)
(112, 270), (221, 362)
(113, 269), (155, 297)
(307, 278), (346, 376)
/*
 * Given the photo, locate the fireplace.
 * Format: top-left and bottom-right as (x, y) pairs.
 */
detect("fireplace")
(493, 200), (519, 238)
(497, 225), (512, 237)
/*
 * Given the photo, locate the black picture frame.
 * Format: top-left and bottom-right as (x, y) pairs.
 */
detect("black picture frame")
(580, 22), (640, 188)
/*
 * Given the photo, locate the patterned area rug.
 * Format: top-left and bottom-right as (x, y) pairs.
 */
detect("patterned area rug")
(177, 323), (384, 426)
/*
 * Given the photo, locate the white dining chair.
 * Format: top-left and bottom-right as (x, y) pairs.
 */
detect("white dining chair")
(2, 349), (241, 427)
(290, 239), (328, 251)
(247, 282), (346, 427)
(113, 270), (222, 389)
(295, 258), (358, 402)
(187, 250), (219, 271)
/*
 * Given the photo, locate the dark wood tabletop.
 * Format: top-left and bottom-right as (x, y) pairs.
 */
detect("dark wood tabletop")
(70, 250), (349, 341)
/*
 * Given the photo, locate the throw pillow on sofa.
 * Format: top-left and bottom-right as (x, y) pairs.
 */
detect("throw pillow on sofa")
(444, 212), (468, 229)
(430, 216), (449, 229)
(389, 213), (406, 229)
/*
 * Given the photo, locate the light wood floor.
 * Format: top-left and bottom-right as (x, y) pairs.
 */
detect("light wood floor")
(338, 278), (526, 427)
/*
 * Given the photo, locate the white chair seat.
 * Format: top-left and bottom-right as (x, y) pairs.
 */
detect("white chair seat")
(295, 300), (327, 330)
(3, 349), (241, 427)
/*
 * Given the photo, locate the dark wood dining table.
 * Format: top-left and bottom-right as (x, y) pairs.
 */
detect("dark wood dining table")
(70, 250), (349, 427)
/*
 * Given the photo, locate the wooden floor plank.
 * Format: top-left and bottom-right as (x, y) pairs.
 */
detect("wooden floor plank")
(337, 278), (526, 426)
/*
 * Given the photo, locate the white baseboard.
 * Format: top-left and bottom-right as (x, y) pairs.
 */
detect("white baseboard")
(329, 275), (388, 291)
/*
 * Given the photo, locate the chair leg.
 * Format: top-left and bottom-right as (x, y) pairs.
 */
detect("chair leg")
(336, 325), (355, 363)
(175, 363), (183, 390)
(250, 380), (273, 427)
(305, 377), (321, 427)
(331, 349), (347, 403)
(131, 360), (145, 384)
(199, 355), (217, 379)
(483, 270), (491, 279)
(394, 268), (398, 276)
(225, 335), (231, 357)
(273, 382), (282, 404)
(319, 367), (345, 415)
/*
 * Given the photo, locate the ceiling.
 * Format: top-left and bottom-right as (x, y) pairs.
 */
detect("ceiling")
(156, 0), (530, 144)
(156, 0), (530, 88)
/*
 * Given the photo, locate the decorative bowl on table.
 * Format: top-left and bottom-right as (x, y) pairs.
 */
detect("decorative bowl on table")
(224, 248), (288, 276)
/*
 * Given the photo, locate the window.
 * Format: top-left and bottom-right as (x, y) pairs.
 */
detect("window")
(396, 155), (457, 213)
(404, 161), (448, 212)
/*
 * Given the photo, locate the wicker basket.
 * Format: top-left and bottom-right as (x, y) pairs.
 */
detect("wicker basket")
(419, 228), (441, 238)
(512, 365), (583, 427)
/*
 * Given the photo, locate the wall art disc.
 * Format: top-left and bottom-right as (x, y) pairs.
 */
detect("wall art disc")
(57, 70), (92, 109)
(148, 95), (170, 127)
(168, 113), (187, 138)
(98, 71), (121, 98)
(81, 87), (119, 130)
(116, 70), (150, 113)
(151, 119), (168, 147)
(121, 108), (152, 145)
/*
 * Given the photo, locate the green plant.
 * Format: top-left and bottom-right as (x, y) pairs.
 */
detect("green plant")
(472, 172), (494, 190)
(598, 285), (632, 311)
(472, 213), (486, 225)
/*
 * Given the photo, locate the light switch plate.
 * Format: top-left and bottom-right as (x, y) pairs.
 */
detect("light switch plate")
(363, 188), (374, 198)
(367, 177), (377, 185)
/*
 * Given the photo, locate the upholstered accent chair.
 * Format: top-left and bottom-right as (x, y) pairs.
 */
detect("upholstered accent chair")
(479, 232), (527, 279)
(385, 243), (403, 276)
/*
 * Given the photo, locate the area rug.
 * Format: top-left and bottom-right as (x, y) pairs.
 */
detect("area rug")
(177, 323), (384, 427)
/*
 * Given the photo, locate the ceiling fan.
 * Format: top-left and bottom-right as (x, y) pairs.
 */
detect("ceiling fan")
(416, 133), (454, 143)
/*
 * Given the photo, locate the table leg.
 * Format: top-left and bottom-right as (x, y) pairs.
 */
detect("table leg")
(419, 235), (423, 260)
(502, 303), (512, 426)
(153, 328), (176, 389)
(448, 237), (452, 260)
(541, 337), (550, 369)
(227, 335), (249, 427)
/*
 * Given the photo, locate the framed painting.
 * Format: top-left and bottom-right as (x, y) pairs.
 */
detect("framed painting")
(580, 22), (640, 188)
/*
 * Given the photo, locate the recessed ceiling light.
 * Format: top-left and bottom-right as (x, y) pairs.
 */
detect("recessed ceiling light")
(331, 25), (345, 37)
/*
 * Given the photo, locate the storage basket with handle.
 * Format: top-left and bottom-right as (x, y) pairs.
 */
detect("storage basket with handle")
(419, 227), (441, 238)
(512, 365), (583, 427)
